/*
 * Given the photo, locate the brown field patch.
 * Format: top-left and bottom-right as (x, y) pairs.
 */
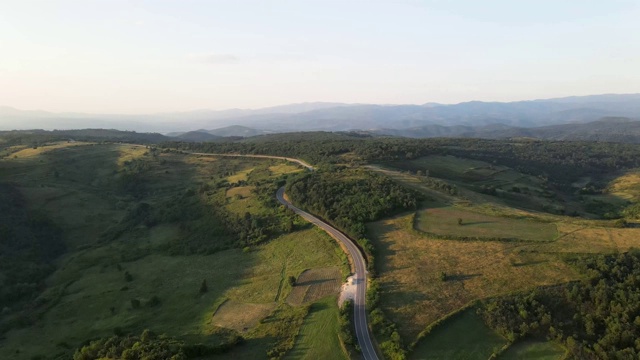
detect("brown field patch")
(226, 186), (254, 199)
(268, 163), (301, 175)
(533, 227), (616, 254)
(287, 267), (342, 305)
(9, 142), (94, 158)
(211, 300), (275, 333)
(368, 214), (580, 342)
(608, 171), (640, 201)
(604, 228), (640, 250)
(227, 169), (252, 183)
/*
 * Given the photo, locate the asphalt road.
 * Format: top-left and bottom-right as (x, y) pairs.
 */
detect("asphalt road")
(276, 187), (380, 360)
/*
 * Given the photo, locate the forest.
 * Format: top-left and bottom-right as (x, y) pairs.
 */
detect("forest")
(478, 250), (640, 359)
(286, 167), (420, 239)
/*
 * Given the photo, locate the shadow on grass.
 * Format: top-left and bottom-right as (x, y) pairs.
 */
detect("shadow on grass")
(512, 260), (549, 267)
(296, 278), (336, 286)
(460, 221), (495, 226)
(447, 273), (482, 282)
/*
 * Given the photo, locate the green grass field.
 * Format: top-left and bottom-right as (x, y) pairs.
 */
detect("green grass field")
(499, 340), (566, 360)
(415, 206), (558, 242)
(285, 296), (348, 360)
(410, 309), (507, 360)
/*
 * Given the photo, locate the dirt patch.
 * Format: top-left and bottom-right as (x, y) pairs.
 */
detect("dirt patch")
(287, 267), (342, 305)
(211, 300), (275, 332)
(338, 275), (356, 307)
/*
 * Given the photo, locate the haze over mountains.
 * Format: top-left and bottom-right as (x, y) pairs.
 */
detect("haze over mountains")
(2, 94), (640, 140)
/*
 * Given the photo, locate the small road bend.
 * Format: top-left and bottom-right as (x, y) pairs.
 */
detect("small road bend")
(277, 187), (380, 360)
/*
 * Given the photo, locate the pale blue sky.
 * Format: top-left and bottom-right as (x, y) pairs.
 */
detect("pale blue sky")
(1, 0), (638, 113)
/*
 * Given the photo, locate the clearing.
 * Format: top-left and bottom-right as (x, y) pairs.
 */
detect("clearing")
(415, 206), (558, 242)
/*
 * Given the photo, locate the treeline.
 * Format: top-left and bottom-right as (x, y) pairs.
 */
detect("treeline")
(478, 250), (640, 359)
(0, 130), (168, 150)
(286, 167), (420, 239)
(0, 184), (65, 332)
(164, 132), (364, 165)
(73, 329), (242, 360)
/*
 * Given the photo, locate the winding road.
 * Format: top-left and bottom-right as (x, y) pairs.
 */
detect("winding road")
(167, 148), (379, 359)
(276, 187), (379, 360)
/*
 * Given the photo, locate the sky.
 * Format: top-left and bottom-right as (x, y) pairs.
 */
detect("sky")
(1, 0), (639, 113)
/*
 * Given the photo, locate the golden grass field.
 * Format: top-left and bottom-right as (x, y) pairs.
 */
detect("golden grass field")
(368, 214), (582, 341)
(287, 267), (343, 305)
(212, 300), (276, 333)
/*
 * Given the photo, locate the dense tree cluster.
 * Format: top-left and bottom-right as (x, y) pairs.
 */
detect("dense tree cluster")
(73, 329), (241, 360)
(478, 250), (640, 359)
(286, 167), (420, 239)
(0, 129), (167, 148)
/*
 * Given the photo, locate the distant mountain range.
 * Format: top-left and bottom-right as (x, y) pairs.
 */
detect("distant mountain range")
(2, 94), (640, 137)
(367, 117), (640, 143)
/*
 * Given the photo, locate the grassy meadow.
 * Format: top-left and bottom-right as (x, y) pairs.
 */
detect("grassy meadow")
(415, 206), (558, 242)
(0, 143), (348, 360)
(498, 341), (566, 360)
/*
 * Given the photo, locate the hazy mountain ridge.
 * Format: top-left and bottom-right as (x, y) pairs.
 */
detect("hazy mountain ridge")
(2, 94), (640, 134)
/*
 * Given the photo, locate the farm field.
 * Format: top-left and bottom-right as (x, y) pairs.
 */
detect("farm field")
(287, 267), (343, 305)
(409, 309), (507, 360)
(415, 206), (558, 242)
(285, 296), (348, 360)
(0, 143), (348, 360)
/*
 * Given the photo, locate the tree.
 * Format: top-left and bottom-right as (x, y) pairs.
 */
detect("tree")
(457, 218), (463, 226)
(124, 271), (133, 282)
(288, 276), (296, 287)
(199, 279), (208, 294)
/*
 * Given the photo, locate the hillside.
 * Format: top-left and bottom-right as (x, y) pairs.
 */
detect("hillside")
(207, 125), (269, 137)
(174, 130), (222, 142)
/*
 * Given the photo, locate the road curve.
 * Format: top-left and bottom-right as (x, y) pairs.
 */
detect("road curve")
(277, 187), (380, 360)
(155, 148), (378, 359)
(190, 152), (314, 171)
